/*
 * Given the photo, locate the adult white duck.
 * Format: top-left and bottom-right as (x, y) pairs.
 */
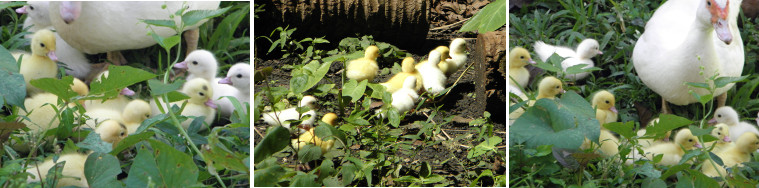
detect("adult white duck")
(632, 0), (743, 113)
(48, 2), (220, 65)
(534, 39), (603, 81)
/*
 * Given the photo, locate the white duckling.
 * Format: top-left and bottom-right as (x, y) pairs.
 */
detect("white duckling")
(414, 46), (449, 73)
(509, 76), (565, 123)
(377, 76), (420, 118)
(174, 49), (218, 82)
(20, 29), (58, 96)
(94, 119), (127, 149)
(709, 106), (759, 142)
(346, 45), (380, 82)
(84, 70), (136, 113)
(508, 47), (536, 88)
(417, 50), (447, 94)
(440, 38), (468, 76)
(16, 1), (91, 80)
(534, 39), (602, 81)
(261, 96), (317, 129)
(630, 129), (702, 166)
(150, 78), (217, 130)
(215, 63), (251, 117)
(48, 2), (220, 65)
(633, 0), (743, 111)
(704, 123), (732, 153)
(702, 132), (759, 177)
(591, 90), (618, 125)
(122, 99), (152, 135)
(291, 113), (338, 155)
(26, 152), (89, 187)
(380, 57), (423, 93)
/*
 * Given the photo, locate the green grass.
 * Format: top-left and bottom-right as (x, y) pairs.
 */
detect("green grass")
(510, 0), (759, 187)
(0, 2), (250, 187)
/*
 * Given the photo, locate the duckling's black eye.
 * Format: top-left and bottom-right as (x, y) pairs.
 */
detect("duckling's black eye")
(717, 132), (721, 135)
(121, 132), (126, 136)
(236, 74), (242, 78)
(192, 61), (198, 65)
(29, 6), (34, 10)
(40, 43), (45, 48)
(605, 100), (609, 104)
(199, 92), (205, 96)
(520, 56), (525, 59)
(706, 0), (711, 6)
(718, 114), (722, 118)
(555, 86), (560, 89)
(145, 114), (150, 118)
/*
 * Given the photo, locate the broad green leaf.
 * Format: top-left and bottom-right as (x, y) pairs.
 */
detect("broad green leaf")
(642, 177), (667, 188)
(685, 82), (710, 89)
(0, 45), (18, 73)
(317, 160), (335, 182)
(323, 176), (341, 187)
(76, 131), (114, 153)
(688, 169), (720, 188)
(90, 65), (156, 98)
(203, 128), (248, 173)
(148, 79), (185, 96)
(388, 108), (401, 127)
(565, 64), (602, 75)
(341, 163), (357, 186)
(253, 164), (285, 187)
(631, 162), (661, 178)
(708, 152), (724, 166)
(714, 75), (749, 88)
(125, 146), (159, 187)
(660, 164), (690, 179)
(421, 174), (445, 184)
(644, 114), (692, 136)
(531, 55), (562, 73)
(0, 69), (26, 109)
(289, 74), (309, 93)
(510, 92), (598, 149)
(141, 19), (176, 28)
(134, 140), (198, 187)
(182, 7), (231, 26)
(368, 83), (387, 99)
(459, 0), (506, 33)
(166, 90), (190, 103)
(30, 76), (78, 100)
(253, 126), (290, 164)
(468, 136), (502, 158)
(85, 152), (123, 188)
(291, 172), (320, 187)
(675, 173), (694, 188)
(604, 121), (636, 139)
(420, 161), (432, 178)
(688, 125), (714, 137)
(302, 60), (332, 92)
(298, 144), (322, 163)
(343, 79), (367, 103)
(110, 131), (155, 155)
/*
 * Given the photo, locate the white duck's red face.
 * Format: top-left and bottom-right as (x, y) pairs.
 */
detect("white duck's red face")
(707, 0), (732, 44)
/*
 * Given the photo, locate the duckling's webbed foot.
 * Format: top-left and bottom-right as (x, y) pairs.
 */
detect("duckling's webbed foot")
(717, 93), (727, 108)
(184, 29), (200, 56)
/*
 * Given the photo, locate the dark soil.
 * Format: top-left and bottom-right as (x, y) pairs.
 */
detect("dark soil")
(253, 0), (505, 186)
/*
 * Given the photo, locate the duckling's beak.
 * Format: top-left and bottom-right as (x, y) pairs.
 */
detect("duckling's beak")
(16, 7), (27, 14)
(723, 136), (731, 142)
(610, 106), (618, 113)
(708, 118), (717, 124)
(528, 59), (536, 64)
(120, 88), (135, 96)
(218, 77), (232, 85)
(205, 98), (217, 109)
(174, 61), (188, 69)
(48, 51), (58, 61)
(597, 51), (603, 55)
(694, 142), (702, 149)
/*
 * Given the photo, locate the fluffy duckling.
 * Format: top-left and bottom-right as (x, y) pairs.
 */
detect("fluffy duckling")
(19, 78), (88, 136)
(261, 96), (317, 129)
(441, 38), (468, 76)
(84, 70), (136, 112)
(580, 129), (620, 157)
(26, 152), (89, 187)
(509, 76), (565, 123)
(175, 49), (218, 82)
(508, 47), (536, 88)
(377, 76), (420, 118)
(150, 78), (217, 130)
(291, 113), (338, 154)
(534, 39), (603, 81)
(122, 99), (152, 134)
(17, 2), (91, 80)
(709, 106), (759, 142)
(632, 129), (702, 166)
(702, 132), (759, 177)
(346, 45), (380, 82)
(417, 50), (447, 94)
(380, 57), (423, 93)
(415, 46), (450, 70)
(592, 90), (618, 125)
(214, 63), (251, 117)
(20, 29), (58, 96)
(704, 123), (732, 153)
(636, 118), (673, 148)
(94, 120), (127, 149)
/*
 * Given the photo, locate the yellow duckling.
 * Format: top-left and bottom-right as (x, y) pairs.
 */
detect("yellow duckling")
(19, 78), (88, 136)
(592, 90), (618, 125)
(704, 123), (732, 153)
(291, 113), (338, 154)
(509, 76), (565, 122)
(94, 119), (127, 149)
(20, 29), (58, 96)
(508, 47), (536, 88)
(440, 38), (468, 76)
(122, 99), (152, 134)
(414, 46), (450, 71)
(26, 152), (89, 187)
(702, 132), (759, 177)
(636, 118), (672, 148)
(346, 45), (380, 82)
(380, 57), (423, 93)
(150, 78), (217, 130)
(633, 129), (702, 166)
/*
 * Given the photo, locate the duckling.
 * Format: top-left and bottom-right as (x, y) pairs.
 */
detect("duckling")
(417, 50), (447, 94)
(20, 29), (58, 96)
(631, 128), (702, 166)
(704, 123), (732, 153)
(214, 63), (251, 117)
(579, 129), (620, 157)
(636, 118), (673, 148)
(122, 99), (152, 134)
(94, 120), (127, 149)
(346, 45), (380, 82)
(16, 2), (52, 32)
(84, 70), (135, 112)
(702, 132), (759, 177)
(377, 76), (420, 118)
(26, 152), (89, 187)
(591, 90), (618, 125)
(534, 39), (603, 81)
(291, 113), (338, 154)
(508, 47), (536, 88)
(509, 76), (565, 122)
(150, 78), (217, 130)
(709, 106), (759, 142)
(415, 46), (450, 70)
(175, 50), (218, 82)
(322, 113), (338, 126)
(19, 78), (88, 136)
(380, 57), (423, 93)
(261, 96), (317, 129)
(441, 38), (468, 76)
